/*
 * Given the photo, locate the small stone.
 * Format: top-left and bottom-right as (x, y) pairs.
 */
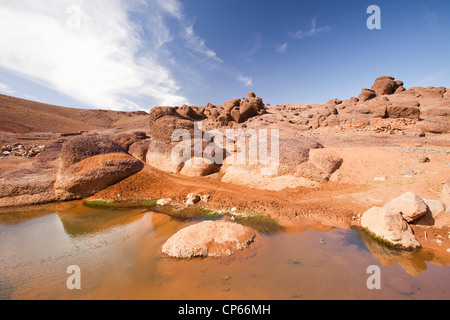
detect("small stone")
(157, 198), (172, 206)
(186, 193), (201, 206)
(221, 275), (231, 281)
(374, 176), (387, 182)
(401, 169), (416, 177)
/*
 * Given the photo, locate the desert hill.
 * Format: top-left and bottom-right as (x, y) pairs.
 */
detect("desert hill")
(0, 94), (149, 134)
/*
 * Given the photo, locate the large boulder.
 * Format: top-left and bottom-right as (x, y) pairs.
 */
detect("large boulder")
(385, 192), (428, 223)
(146, 138), (224, 174)
(386, 101), (420, 120)
(372, 76), (396, 96)
(149, 106), (180, 125)
(149, 115), (195, 144)
(220, 136), (341, 190)
(0, 165), (57, 208)
(162, 221), (257, 258)
(415, 117), (450, 134)
(146, 140), (184, 173)
(55, 136), (143, 200)
(177, 105), (206, 120)
(0, 144), (62, 208)
(358, 88), (377, 103)
(110, 133), (139, 151)
(59, 136), (126, 170)
(361, 206), (421, 250)
(128, 140), (151, 163)
(180, 157), (221, 177)
(55, 153), (144, 201)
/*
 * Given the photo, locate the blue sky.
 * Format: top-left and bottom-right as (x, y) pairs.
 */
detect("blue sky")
(0, 0), (449, 111)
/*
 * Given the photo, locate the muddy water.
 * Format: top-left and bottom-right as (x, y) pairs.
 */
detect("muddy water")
(0, 201), (449, 300)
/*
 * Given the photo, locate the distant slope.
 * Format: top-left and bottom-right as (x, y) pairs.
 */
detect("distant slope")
(0, 95), (149, 133)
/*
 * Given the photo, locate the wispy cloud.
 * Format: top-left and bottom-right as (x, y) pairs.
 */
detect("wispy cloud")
(241, 33), (263, 59)
(237, 74), (254, 87)
(290, 17), (332, 39)
(0, 82), (14, 95)
(276, 42), (288, 54)
(0, 0), (191, 110)
(0, 0), (252, 110)
(425, 10), (439, 30)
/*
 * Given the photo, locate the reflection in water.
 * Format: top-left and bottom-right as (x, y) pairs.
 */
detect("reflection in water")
(0, 202), (449, 300)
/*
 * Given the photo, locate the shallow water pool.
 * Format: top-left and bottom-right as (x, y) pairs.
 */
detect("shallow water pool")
(0, 201), (449, 300)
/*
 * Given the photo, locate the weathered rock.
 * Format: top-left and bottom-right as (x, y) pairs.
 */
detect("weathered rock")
(149, 106), (179, 125)
(239, 102), (259, 122)
(224, 99), (241, 113)
(361, 206), (421, 250)
(55, 153), (144, 201)
(403, 128), (425, 137)
(185, 193), (201, 206)
(162, 221), (257, 258)
(59, 136), (126, 170)
(385, 192), (428, 223)
(149, 115), (195, 144)
(177, 105), (205, 120)
(128, 140), (150, 162)
(220, 136), (339, 190)
(442, 178), (450, 210)
(372, 76), (396, 96)
(415, 117), (450, 134)
(146, 138), (224, 174)
(180, 157), (221, 177)
(423, 199), (446, 215)
(110, 133), (139, 151)
(0, 164), (57, 208)
(387, 104), (420, 120)
(146, 140), (184, 173)
(359, 88), (377, 103)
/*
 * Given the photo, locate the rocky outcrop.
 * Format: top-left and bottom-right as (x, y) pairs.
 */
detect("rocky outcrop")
(384, 192), (428, 223)
(0, 164), (57, 207)
(361, 206), (421, 250)
(58, 136), (126, 170)
(110, 133), (141, 151)
(128, 140), (151, 162)
(0, 144), (62, 207)
(162, 221), (257, 258)
(55, 153), (144, 201)
(361, 192), (436, 250)
(220, 136), (342, 190)
(149, 114), (195, 144)
(54, 136), (144, 201)
(180, 157), (221, 177)
(291, 76), (449, 134)
(371, 76), (404, 96)
(358, 88), (376, 103)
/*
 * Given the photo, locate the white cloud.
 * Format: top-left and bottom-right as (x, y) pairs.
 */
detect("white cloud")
(241, 33), (263, 59)
(0, 0), (188, 110)
(290, 17), (332, 39)
(276, 42), (288, 54)
(0, 82), (14, 95)
(237, 74), (254, 87)
(0, 0), (254, 110)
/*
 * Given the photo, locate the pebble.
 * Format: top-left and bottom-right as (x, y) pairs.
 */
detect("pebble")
(221, 275), (231, 281)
